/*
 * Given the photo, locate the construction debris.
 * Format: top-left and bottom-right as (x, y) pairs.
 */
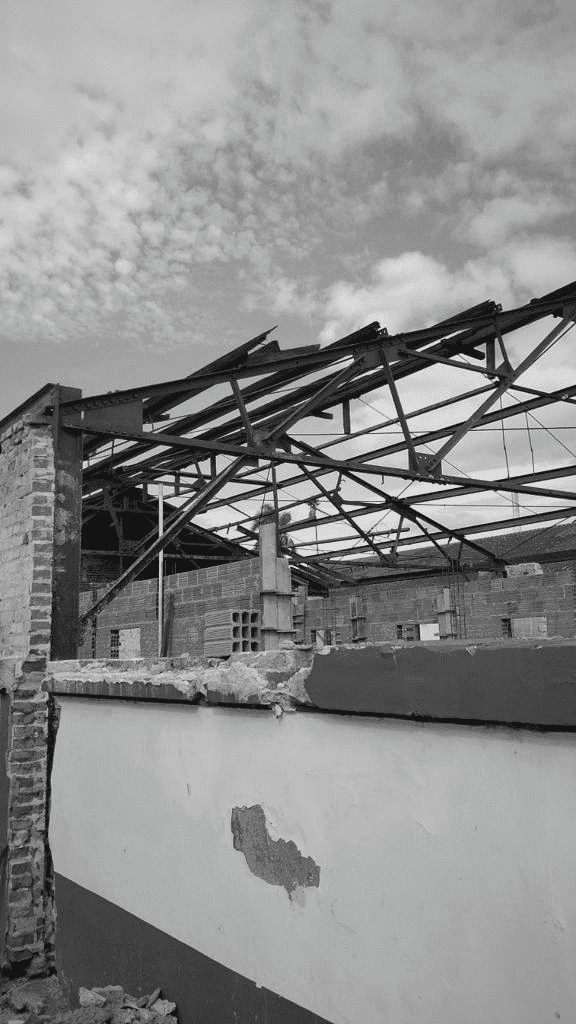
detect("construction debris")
(0, 981), (177, 1024)
(68, 987), (176, 1024)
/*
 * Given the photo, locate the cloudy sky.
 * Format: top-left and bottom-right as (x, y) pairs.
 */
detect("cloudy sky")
(1, 0), (576, 539)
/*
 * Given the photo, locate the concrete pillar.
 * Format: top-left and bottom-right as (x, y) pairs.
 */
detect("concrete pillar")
(259, 519), (294, 651)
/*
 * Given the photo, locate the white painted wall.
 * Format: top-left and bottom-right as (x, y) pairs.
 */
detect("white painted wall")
(50, 700), (576, 1024)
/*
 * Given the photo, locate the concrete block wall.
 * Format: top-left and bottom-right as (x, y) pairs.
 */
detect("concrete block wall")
(461, 561), (576, 639)
(78, 559), (262, 659)
(300, 561), (576, 644)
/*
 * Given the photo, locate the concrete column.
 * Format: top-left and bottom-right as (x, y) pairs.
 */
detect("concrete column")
(259, 519), (294, 651)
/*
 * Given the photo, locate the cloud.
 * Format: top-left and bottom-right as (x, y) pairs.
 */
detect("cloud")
(320, 251), (516, 341)
(458, 194), (566, 248)
(407, 0), (576, 165)
(0, 0), (575, 349)
(0, 0), (417, 345)
(496, 235), (576, 296)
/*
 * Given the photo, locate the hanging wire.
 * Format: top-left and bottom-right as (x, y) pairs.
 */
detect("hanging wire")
(499, 397), (511, 477)
(498, 512), (576, 558)
(525, 408), (576, 461)
(525, 411), (536, 476)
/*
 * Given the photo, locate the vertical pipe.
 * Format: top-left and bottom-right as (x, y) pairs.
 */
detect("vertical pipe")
(158, 482), (164, 657)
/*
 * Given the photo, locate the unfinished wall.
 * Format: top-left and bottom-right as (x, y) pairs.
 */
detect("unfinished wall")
(299, 561), (576, 644)
(47, 644), (576, 1024)
(78, 559), (261, 659)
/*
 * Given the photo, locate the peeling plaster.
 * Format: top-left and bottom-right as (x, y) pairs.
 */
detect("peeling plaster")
(231, 804), (320, 898)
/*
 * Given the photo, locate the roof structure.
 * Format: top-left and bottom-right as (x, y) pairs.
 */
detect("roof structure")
(50, 278), (576, 623)
(80, 485), (254, 589)
(329, 520), (576, 585)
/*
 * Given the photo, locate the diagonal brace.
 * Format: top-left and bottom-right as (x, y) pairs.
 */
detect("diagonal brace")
(80, 455), (248, 624)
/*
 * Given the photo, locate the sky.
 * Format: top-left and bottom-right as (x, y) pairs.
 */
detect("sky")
(2, 0), (576, 544)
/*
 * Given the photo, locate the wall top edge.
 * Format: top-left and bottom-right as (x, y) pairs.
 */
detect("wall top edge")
(44, 648), (315, 710)
(0, 383), (57, 434)
(44, 641), (576, 728)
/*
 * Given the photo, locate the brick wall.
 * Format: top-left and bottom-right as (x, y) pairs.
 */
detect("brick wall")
(298, 561), (576, 644)
(0, 387), (64, 976)
(0, 389), (55, 662)
(4, 662), (52, 975)
(79, 559), (262, 659)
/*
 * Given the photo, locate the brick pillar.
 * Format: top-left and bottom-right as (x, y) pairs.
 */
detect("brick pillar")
(0, 384), (82, 976)
(4, 662), (52, 975)
(0, 387), (56, 662)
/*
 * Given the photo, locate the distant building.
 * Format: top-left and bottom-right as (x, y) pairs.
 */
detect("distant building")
(80, 521), (576, 658)
(295, 523), (576, 646)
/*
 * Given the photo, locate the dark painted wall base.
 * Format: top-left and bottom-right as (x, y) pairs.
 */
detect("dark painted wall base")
(55, 873), (331, 1024)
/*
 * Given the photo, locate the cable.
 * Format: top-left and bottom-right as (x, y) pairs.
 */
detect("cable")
(526, 409), (576, 461)
(498, 513), (576, 558)
(500, 397), (511, 477)
(525, 412), (536, 476)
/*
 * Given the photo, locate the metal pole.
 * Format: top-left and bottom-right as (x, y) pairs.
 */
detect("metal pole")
(158, 482), (163, 657)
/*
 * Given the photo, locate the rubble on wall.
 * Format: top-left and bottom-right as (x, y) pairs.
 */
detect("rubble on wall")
(45, 648), (316, 713)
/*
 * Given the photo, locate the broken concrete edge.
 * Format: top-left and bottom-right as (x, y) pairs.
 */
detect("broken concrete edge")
(42, 649), (317, 711)
(40, 639), (576, 727)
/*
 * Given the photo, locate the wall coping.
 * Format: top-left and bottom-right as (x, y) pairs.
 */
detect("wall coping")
(0, 382), (55, 434)
(44, 640), (576, 728)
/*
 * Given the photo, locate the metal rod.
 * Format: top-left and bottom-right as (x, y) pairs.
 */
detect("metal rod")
(231, 379), (256, 445)
(158, 482), (164, 657)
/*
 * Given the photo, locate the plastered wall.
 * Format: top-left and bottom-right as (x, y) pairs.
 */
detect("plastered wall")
(49, 685), (576, 1024)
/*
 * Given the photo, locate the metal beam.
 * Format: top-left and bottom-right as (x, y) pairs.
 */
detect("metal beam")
(427, 312), (576, 470)
(79, 283), (576, 484)
(79, 455), (248, 624)
(299, 464), (398, 567)
(379, 349), (419, 465)
(85, 375), (576, 515)
(343, 469), (508, 567)
(74, 424), (576, 504)
(51, 386), (83, 660)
